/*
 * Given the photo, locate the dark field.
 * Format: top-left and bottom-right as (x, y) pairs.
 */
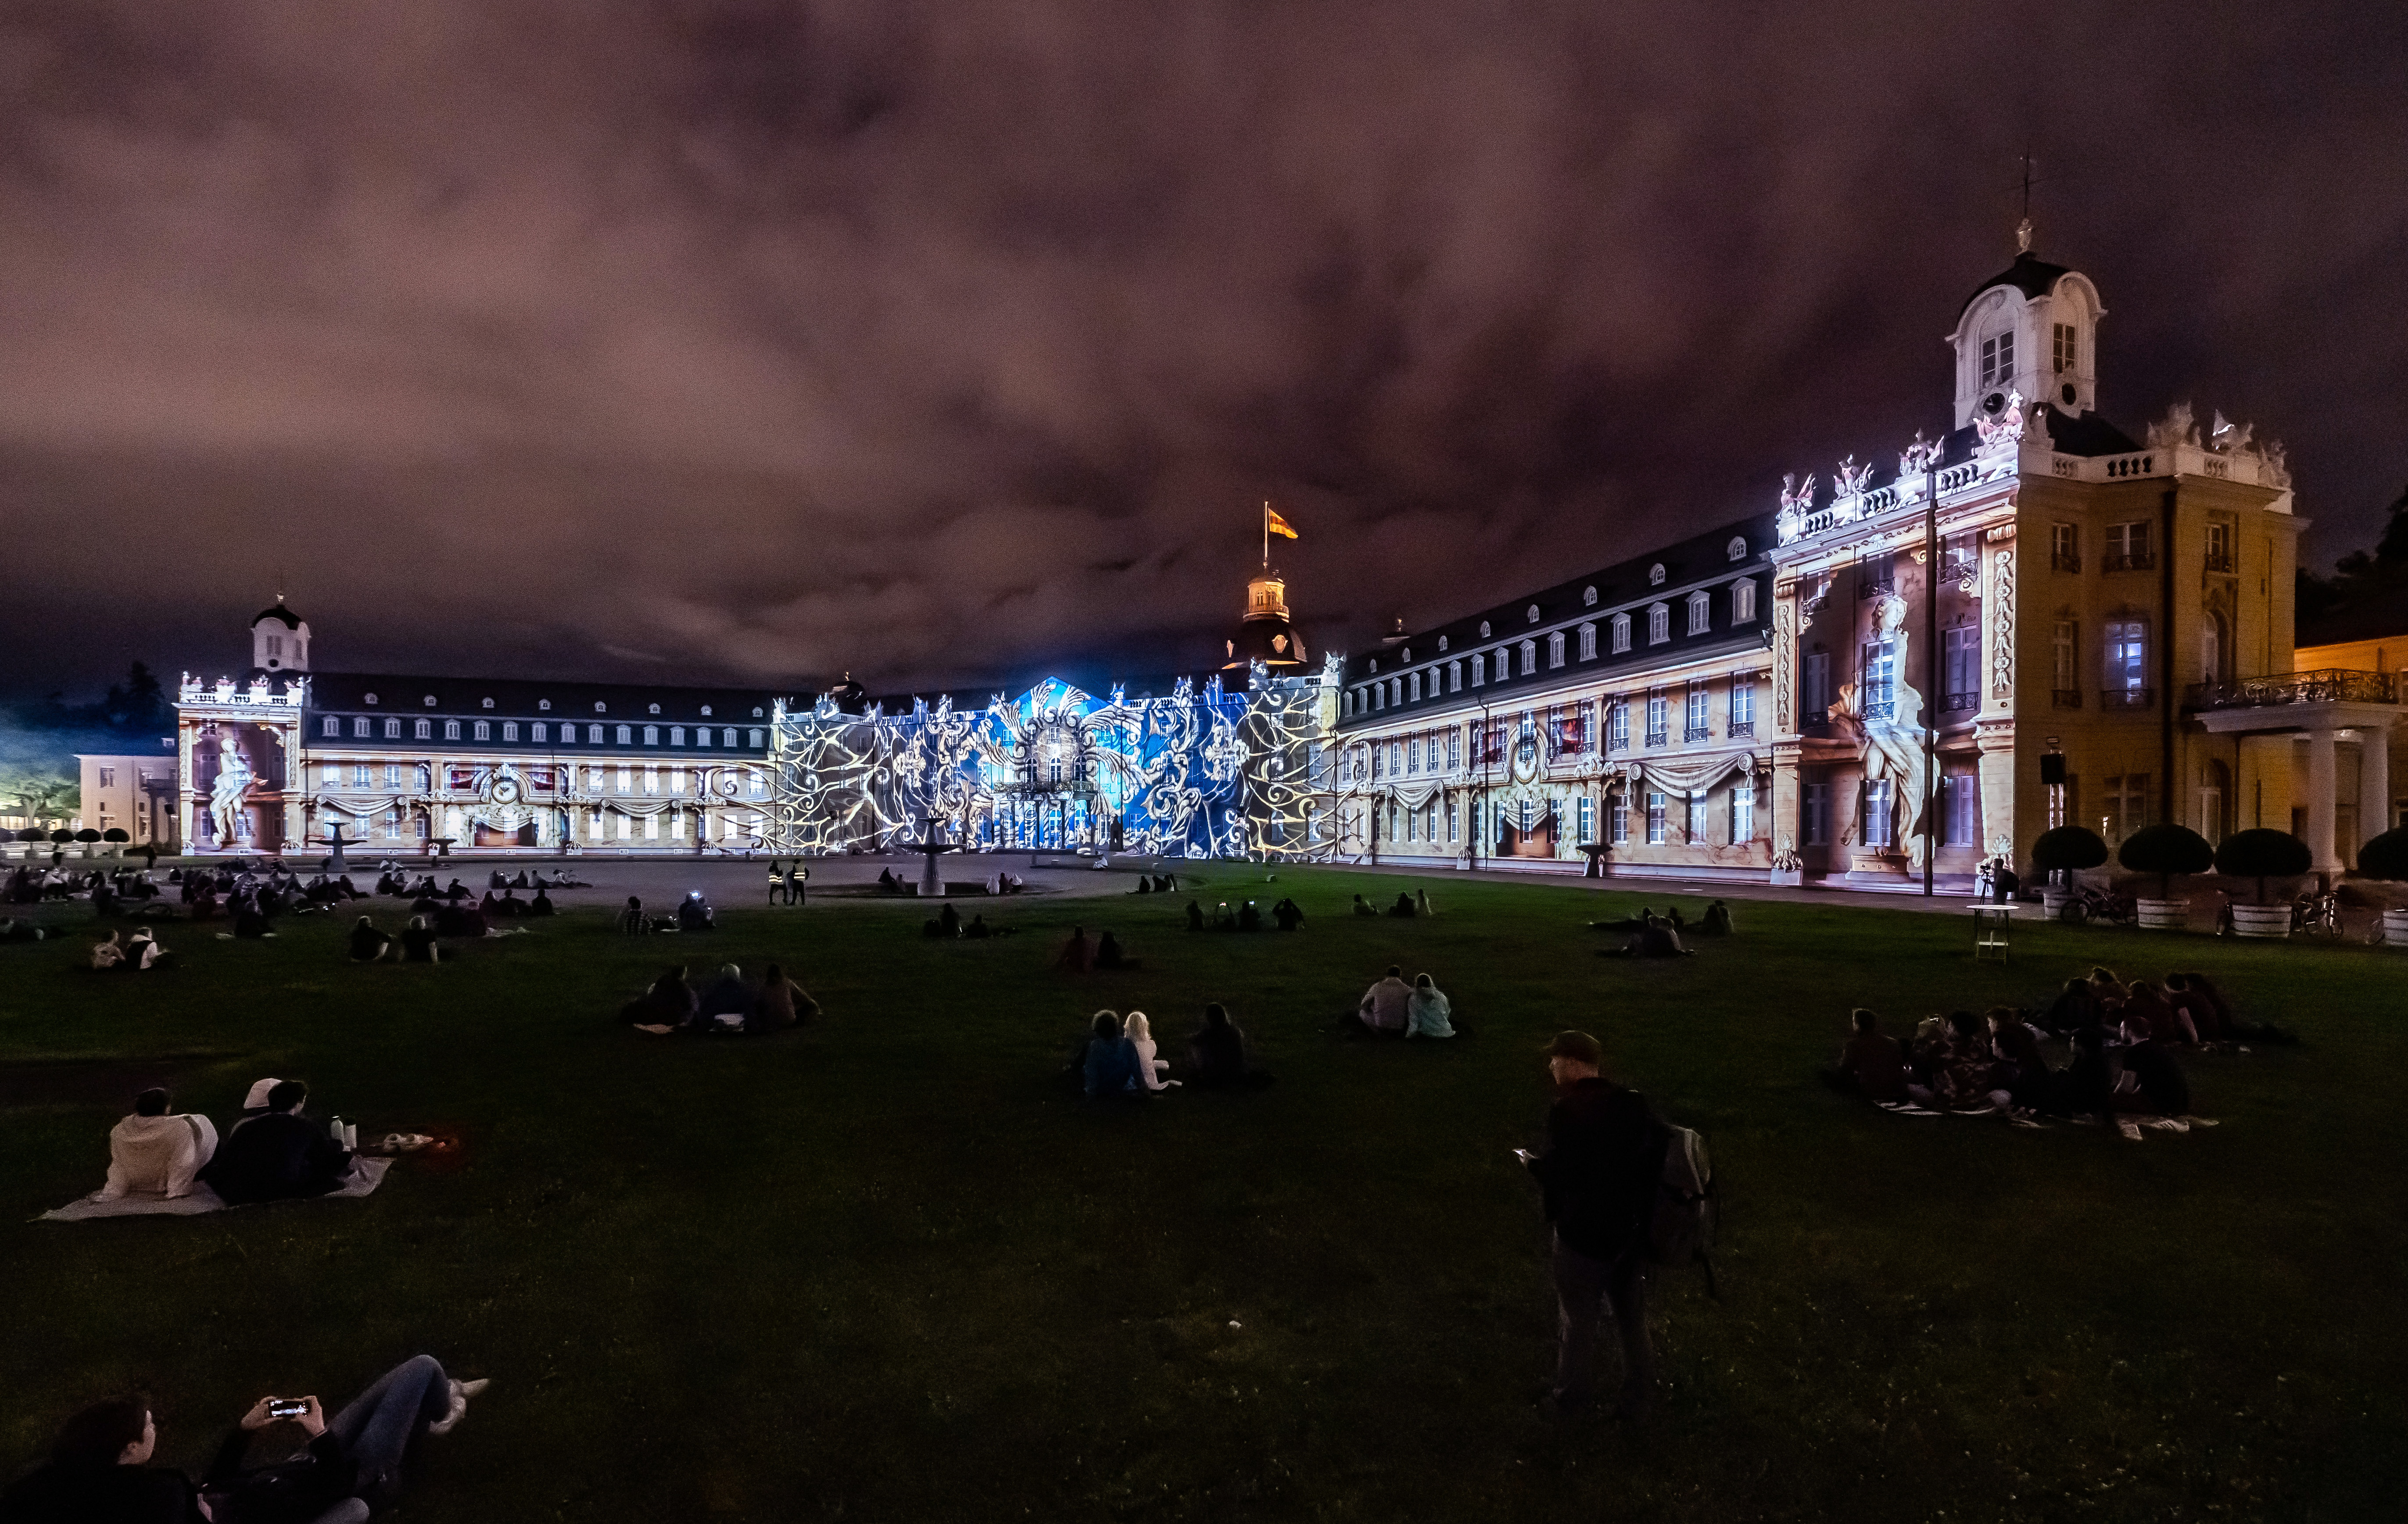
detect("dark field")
(4, 867), (2403, 1522)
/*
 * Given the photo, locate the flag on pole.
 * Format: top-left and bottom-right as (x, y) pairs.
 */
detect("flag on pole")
(1265, 505), (1298, 540)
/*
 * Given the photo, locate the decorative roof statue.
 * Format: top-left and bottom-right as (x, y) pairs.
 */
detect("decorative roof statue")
(1973, 389), (2027, 453)
(1833, 455), (1874, 499)
(1898, 430), (1940, 476)
(2208, 411), (2254, 454)
(2146, 401), (2199, 451)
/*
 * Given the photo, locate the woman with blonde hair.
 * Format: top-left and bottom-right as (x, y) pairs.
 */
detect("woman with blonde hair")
(1123, 1011), (1180, 1090)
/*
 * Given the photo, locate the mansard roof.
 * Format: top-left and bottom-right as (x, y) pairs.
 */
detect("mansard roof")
(1958, 251), (2074, 318)
(252, 602), (304, 629)
(295, 670), (791, 723)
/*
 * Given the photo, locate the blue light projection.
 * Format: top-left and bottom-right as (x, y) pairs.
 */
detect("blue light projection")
(768, 660), (1337, 861)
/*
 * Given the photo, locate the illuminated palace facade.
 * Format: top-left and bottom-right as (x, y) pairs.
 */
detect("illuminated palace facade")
(173, 605), (789, 855)
(766, 572), (1339, 860)
(1333, 238), (2355, 886)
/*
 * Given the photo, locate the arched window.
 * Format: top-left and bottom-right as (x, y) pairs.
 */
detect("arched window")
(1647, 604), (1670, 644)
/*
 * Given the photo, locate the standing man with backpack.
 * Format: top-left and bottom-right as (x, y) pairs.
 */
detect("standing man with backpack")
(1518, 1030), (1665, 1420)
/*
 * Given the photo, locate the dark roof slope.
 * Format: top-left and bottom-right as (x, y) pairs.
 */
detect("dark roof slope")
(252, 603), (304, 629)
(1959, 251), (2072, 318)
(297, 670), (792, 724)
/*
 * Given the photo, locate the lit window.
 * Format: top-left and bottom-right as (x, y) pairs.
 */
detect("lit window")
(1731, 779), (1755, 843)
(2105, 619), (2149, 694)
(1646, 790), (1667, 844)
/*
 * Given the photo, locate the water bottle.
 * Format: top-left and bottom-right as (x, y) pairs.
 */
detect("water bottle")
(328, 1115), (344, 1145)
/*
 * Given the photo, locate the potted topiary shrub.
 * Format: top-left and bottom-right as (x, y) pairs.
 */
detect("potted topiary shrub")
(2213, 828), (2312, 938)
(2356, 826), (2408, 945)
(102, 827), (129, 857)
(74, 826), (101, 859)
(2117, 823), (2215, 930)
(2031, 825), (2108, 919)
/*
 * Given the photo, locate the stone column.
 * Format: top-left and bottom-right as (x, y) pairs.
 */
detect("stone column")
(2360, 722), (2393, 852)
(2305, 728), (2340, 875)
(1974, 718), (2018, 861)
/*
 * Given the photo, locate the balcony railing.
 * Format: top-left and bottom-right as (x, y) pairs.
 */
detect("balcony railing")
(2100, 687), (2156, 711)
(2052, 689), (2083, 709)
(1645, 727), (1668, 748)
(1942, 693), (1979, 713)
(2102, 551), (2155, 572)
(1607, 735), (1629, 753)
(1683, 724), (1713, 743)
(1861, 699), (1895, 721)
(2051, 551), (2081, 572)
(2204, 549), (2236, 573)
(2186, 669), (2402, 712)
(1727, 720), (1756, 739)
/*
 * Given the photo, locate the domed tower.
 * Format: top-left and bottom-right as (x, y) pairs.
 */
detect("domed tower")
(1946, 222), (2105, 430)
(1222, 570), (1310, 673)
(250, 599), (310, 673)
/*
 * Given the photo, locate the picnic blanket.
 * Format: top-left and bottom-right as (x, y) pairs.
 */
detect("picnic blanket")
(37, 1156), (391, 1221)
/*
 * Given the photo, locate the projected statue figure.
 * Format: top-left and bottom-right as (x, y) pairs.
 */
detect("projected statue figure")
(1832, 594), (1931, 866)
(208, 731), (254, 847)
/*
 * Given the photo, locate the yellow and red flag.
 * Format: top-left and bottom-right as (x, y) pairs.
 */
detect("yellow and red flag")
(1265, 504), (1298, 540)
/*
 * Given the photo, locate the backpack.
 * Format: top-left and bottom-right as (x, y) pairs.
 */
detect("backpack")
(1645, 1123), (1719, 1298)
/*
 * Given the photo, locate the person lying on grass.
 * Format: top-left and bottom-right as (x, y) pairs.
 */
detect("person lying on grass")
(197, 1356), (488, 1523)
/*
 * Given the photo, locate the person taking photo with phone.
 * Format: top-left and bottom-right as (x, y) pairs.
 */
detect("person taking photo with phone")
(194, 1355), (489, 1522)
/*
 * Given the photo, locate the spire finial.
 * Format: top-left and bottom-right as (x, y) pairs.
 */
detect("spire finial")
(2015, 152), (2037, 254)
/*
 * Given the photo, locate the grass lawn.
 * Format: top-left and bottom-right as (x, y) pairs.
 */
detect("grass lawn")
(4, 867), (2403, 1522)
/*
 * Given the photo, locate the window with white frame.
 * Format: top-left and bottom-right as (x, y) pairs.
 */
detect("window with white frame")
(416, 719), (432, 740)
(444, 720), (462, 741)
(1731, 677), (1756, 733)
(503, 722), (519, 742)
(1645, 790), (1667, 844)
(352, 717), (370, 738)
(2105, 619), (2149, 695)
(1611, 613), (1631, 653)
(1647, 603), (1670, 644)
(1578, 796), (1594, 844)
(1447, 728), (1461, 769)
(1978, 329), (2014, 388)
(1449, 661), (1462, 692)
(473, 721), (491, 741)
(1863, 779), (1895, 847)
(2053, 322), (2077, 374)
(616, 725), (631, 744)
(532, 722), (548, 743)
(1548, 631), (1566, 668)
(1608, 700), (1629, 751)
(1686, 789), (1707, 842)
(1732, 578), (1757, 623)
(351, 763), (371, 789)
(586, 723), (603, 744)
(1645, 690), (1668, 745)
(322, 717), (339, 736)
(1578, 622), (1597, 660)
(1731, 778), (1755, 842)
(643, 725), (659, 745)
(1519, 640), (1537, 676)
(1408, 672), (1421, 702)
(1684, 683), (1709, 740)
(383, 719), (400, 739)
(1609, 792), (1629, 843)
(1687, 590), (1710, 635)
(1470, 653), (1485, 687)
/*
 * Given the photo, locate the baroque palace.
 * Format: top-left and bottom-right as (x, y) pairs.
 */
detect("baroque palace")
(1332, 232), (2399, 886)
(136, 236), (2402, 881)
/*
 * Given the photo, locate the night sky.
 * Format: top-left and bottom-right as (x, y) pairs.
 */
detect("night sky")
(3, 1), (2402, 704)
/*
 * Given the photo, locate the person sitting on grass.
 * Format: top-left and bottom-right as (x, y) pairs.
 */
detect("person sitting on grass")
(1698, 900), (1734, 936)
(697, 963), (752, 1031)
(1832, 1009), (1910, 1105)
(1095, 930), (1136, 969)
(2061, 1027), (2137, 1139)
(619, 896), (651, 935)
(2039, 977), (2100, 1037)
(1352, 894), (1377, 917)
(1236, 900), (1262, 932)
(228, 892), (277, 941)
(398, 915), (440, 963)
(1988, 1009), (2063, 1116)
(2119, 980), (2197, 1046)
(1272, 897), (1304, 931)
(1081, 1011), (1144, 1099)
(529, 886), (555, 916)
(201, 1080), (354, 1206)
(1188, 1003), (1273, 1088)
(124, 926), (169, 970)
(198, 1356), (490, 1524)
(1405, 973), (1462, 1038)
(1603, 913), (1692, 959)
(99, 1088), (219, 1201)
(623, 966), (697, 1032)
(938, 902), (962, 938)
(348, 916), (394, 962)
(747, 963), (817, 1032)
(91, 929), (126, 970)
(2117, 1032), (2209, 1132)
(1124, 1010), (1179, 1090)
(1416, 887), (1436, 918)
(1935, 1010), (2010, 1113)
(1185, 900), (1204, 932)
(1351, 966), (1412, 1036)
(1387, 891), (1417, 918)
(677, 891), (717, 933)
(0, 1394), (211, 1522)
(1057, 927), (1094, 973)
(964, 913), (992, 939)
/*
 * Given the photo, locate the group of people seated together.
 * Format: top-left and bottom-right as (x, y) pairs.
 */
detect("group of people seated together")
(1827, 966), (2261, 1139)
(616, 892), (718, 934)
(1071, 1003), (1274, 1096)
(90, 1078), (357, 1205)
(88, 926), (172, 971)
(1184, 896), (1303, 932)
(1050, 925), (1135, 970)
(618, 962), (817, 1034)
(1342, 965), (1465, 1038)
(2, 1353), (489, 1522)
(922, 902), (1003, 939)
(1351, 888), (1437, 919)
(1591, 899), (1730, 957)
(1127, 873), (1180, 894)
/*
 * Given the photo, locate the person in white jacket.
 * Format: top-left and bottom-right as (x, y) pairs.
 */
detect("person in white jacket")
(1123, 1012), (1181, 1091)
(98, 1088), (219, 1200)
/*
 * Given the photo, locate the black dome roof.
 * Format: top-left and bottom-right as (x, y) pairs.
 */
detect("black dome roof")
(252, 602), (304, 629)
(1959, 252), (2072, 319)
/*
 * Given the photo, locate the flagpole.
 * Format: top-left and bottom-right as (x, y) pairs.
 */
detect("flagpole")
(1261, 501), (1269, 571)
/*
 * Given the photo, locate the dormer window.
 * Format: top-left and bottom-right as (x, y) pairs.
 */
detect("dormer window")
(481, 698), (495, 709)
(2053, 323), (2076, 374)
(1687, 590), (1711, 635)
(423, 695), (437, 707)
(539, 700), (551, 712)
(1727, 536), (1748, 562)
(1478, 621), (1491, 638)
(751, 707), (763, 718)
(1979, 330), (2015, 388)
(1611, 613), (1632, 653)
(1584, 586), (1598, 606)
(1648, 564), (1666, 587)
(364, 692), (378, 705)
(701, 705), (713, 717)
(1526, 605), (1541, 624)
(1647, 603), (1670, 644)
(1437, 637), (1448, 652)
(648, 703), (661, 715)
(595, 702), (607, 713)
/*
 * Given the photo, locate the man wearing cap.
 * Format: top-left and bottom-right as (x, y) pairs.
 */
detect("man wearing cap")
(1520, 1031), (1662, 1419)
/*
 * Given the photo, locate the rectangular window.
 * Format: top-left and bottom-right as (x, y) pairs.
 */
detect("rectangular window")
(473, 721), (491, 741)
(1645, 691), (1668, 747)
(1447, 728), (1461, 769)
(1804, 650), (1831, 717)
(322, 717), (339, 736)
(1608, 701), (1629, 752)
(1686, 790), (1708, 843)
(1370, 745), (1382, 781)
(444, 720), (462, 741)
(616, 725), (631, 745)
(1804, 780), (1829, 845)
(1579, 796), (1595, 844)
(353, 717), (371, 737)
(1548, 632), (1566, 668)
(584, 723), (601, 744)
(1943, 625), (1980, 711)
(380, 718), (398, 739)
(1409, 672), (1422, 701)
(1730, 678), (1756, 736)
(531, 722), (547, 743)
(2105, 619), (2150, 703)
(2051, 521), (2080, 572)
(1447, 799), (1458, 840)
(384, 764), (401, 790)
(1611, 614), (1631, 653)
(1449, 661), (1463, 692)
(1979, 329), (2015, 388)
(1609, 794), (1629, 844)
(1647, 604), (1670, 644)
(2106, 520), (2154, 571)
(2053, 322), (2076, 374)
(1577, 623), (1597, 660)
(1944, 771), (1980, 847)
(1942, 533), (1978, 586)
(1520, 640), (1537, 676)
(642, 725), (659, 745)
(1470, 653), (1485, 687)
(2103, 773), (2150, 842)
(1687, 591), (1710, 635)
(1731, 778), (1755, 843)
(1858, 551), (1896, 597)
(351, 763), (370, 788)
(1406, 737), (1420, 776)
(502, 722), (519, 742)
(1861, 639), (1897, 719)
(1646, 791), (1667, 844)
(2053, 621), (2079, 704)
(2205, 520), (2234, 573)
(1732, 579), (1757, 623)
(748, 729), (763, 748)
(1684, 684), (1710, 741)
(616, 766), (631, 793)
(1863, 779), (1895, 848)
(415, 719), (432, 740)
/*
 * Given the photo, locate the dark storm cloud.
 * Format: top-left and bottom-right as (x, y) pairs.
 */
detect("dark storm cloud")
(2, 0), (2403, 699)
